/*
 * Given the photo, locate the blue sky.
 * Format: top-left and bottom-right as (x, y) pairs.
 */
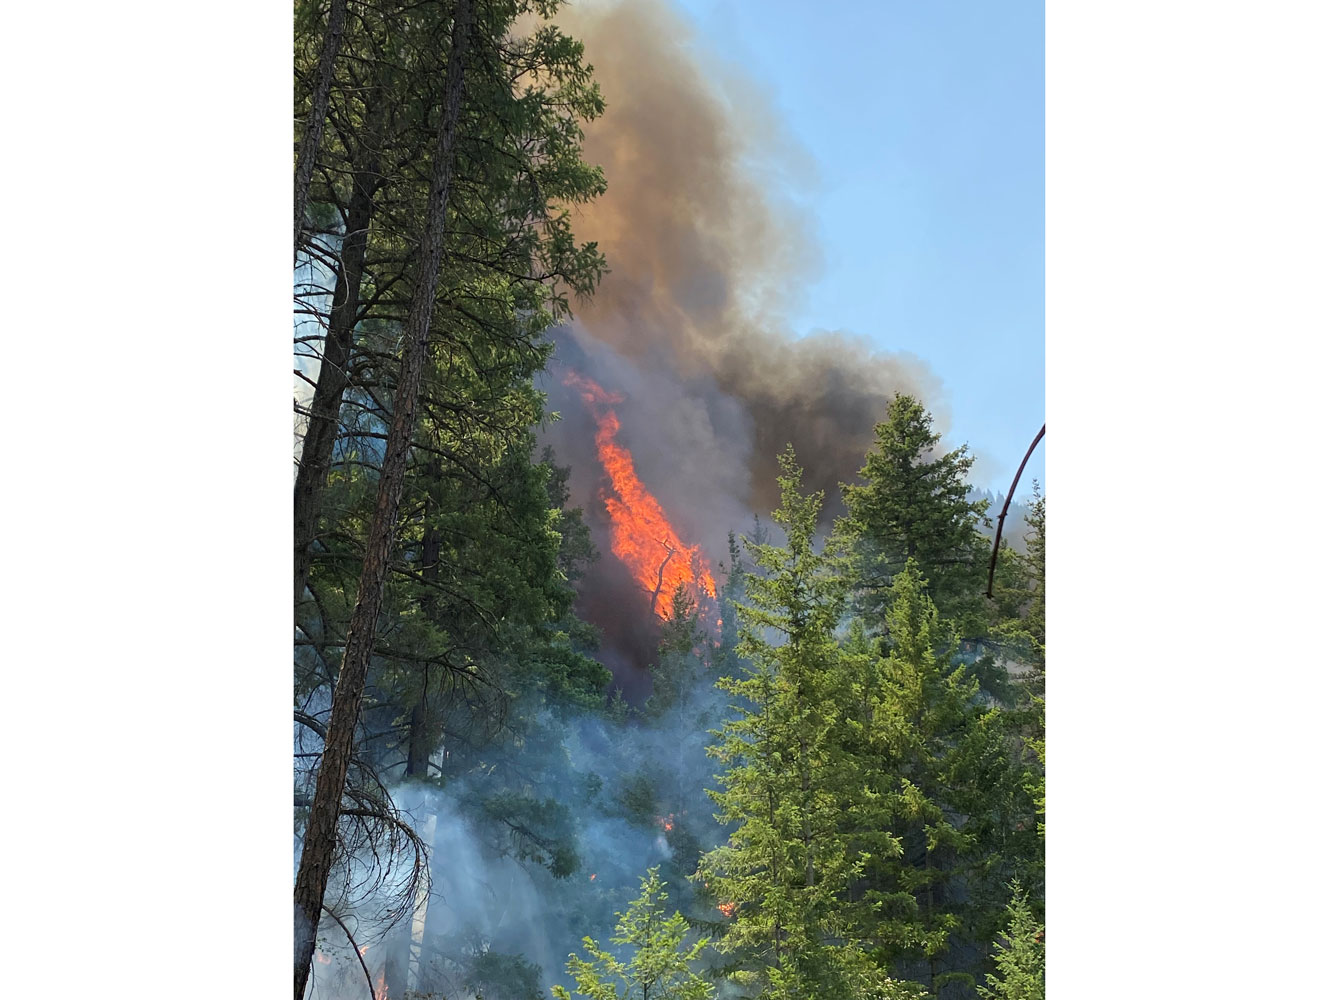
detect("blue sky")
(671, 0), (1044, 495)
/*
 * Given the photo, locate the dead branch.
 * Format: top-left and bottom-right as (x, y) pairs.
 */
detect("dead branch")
(320, 904), (379, 1000)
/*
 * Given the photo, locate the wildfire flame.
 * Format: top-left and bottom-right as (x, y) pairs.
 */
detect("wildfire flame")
(563, 371), (717, 619)
(657, 814), (675, 832)
(717, 901), (738, 919)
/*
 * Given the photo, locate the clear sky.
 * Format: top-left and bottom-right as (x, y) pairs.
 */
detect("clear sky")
(670, 0), (1045, 496)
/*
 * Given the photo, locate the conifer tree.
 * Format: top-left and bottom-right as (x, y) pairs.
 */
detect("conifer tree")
(646, 586), (708, 725)
(697, 447), (870, 1000)
(844, 560), (1036, 995)
(553, 867), (715, 1000)
(986, 486), (1045, 688)
(977, 886), (1044, 1000)
(841, 395), (990, 635)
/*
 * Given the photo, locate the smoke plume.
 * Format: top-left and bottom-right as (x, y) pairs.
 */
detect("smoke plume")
(548, 0), (942, 510)
(539, 0), (942, 683)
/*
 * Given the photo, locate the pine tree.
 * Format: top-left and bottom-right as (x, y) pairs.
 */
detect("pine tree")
(696, 447), (871, 1000)
(645, 586), (708, 724)
(977, 886), (1043, 1000)
(986, 485), (1045, 688)
(294, 2), (610, 991)
(553, 867), (714, 1000)
(840, 394), (990, 635)
(293, 0), (608, 605)
(293, 2), (478, 992)
(715, 530), (746, 678)
(841, 560), (1037, 996)
(293, 0), (348, 256)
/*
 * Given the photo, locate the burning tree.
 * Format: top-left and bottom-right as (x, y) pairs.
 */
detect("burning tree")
(563, 371), (718, 620)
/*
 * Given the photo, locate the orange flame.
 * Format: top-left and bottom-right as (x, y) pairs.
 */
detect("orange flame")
(374, 972), (387, 1000)
(657, 813), (675, 832)
(717, 901), (738, 919)
(563, 371), (717, 619)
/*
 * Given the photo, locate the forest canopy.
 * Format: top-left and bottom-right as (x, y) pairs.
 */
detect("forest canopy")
(292, 2), (1045, 999)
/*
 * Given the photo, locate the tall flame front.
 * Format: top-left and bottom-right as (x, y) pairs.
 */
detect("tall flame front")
(564, 371), (717, 619)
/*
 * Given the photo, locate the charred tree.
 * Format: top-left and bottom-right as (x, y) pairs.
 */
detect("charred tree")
(293, 2), (475, 996)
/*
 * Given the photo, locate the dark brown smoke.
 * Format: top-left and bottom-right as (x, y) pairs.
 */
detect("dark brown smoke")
(553, 0), (942, 513)
(540, 0), (943, 690)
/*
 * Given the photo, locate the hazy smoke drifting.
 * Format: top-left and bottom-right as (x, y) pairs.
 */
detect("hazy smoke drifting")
(539, 0), (944, 685)
(549, 0), (942, 511)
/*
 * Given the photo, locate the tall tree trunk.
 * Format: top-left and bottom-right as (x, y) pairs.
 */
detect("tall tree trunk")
(295, 0), (349, 260)
(293, 3), (474, 996)
(383, 782), (426, 1000)
(294, 142), (381, 605)
(390, 486), (441, 996)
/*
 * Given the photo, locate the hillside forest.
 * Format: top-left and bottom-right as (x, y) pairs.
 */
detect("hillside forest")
(292, 2), (1046, 1000)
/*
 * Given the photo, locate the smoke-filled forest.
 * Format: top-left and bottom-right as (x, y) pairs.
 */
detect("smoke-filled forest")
(293, 2), (1045, 999)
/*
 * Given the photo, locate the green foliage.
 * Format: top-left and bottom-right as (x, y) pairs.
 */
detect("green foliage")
(977, 886), (1044, 1000)
(840, 394), (991, 635)
(296, 4), (1046, 988)
(645, 586), (708, 722)
(553, 867), (714, 1000)
(824, 560), (1038, 994)
(697, 447), (873, 1000)
(986, 486), (1045, 688)
(714, 531), (747, 680)
(468, 950), (548, 1000)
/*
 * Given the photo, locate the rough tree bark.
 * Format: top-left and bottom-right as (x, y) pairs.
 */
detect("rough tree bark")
(293, 2), (475, 996)
(295, 0), (349, 260)
(294, 140), (383, 605)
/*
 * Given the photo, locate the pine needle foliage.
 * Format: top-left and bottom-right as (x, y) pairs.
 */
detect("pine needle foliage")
(553, 866), (715, 1000)
(977, 886), (1044, 1000)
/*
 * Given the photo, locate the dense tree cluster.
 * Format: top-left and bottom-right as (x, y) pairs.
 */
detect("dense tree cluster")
(291, 3), (1044, 999)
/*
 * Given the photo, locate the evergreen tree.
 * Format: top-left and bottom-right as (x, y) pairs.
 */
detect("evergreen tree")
(977, 887), (1043, 1000)
(840, 395), (990, 635)
(553, 867), (715, 1000)
(645, 586), (708, 725)
(293, 3), (478, 991)
(697, 447), (871, 1000)
(293, 0), (607, 605)
(294, 3), (610, 990)
(714, 530), (747, 682)
(986, 485), (1045, 688)
(842, 561), (1037, 997)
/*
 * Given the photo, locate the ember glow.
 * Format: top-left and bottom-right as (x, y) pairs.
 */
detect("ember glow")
(717, 901), (738, 919)
(563, 371), (717, 619)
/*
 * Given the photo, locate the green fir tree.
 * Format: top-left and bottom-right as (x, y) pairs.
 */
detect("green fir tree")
(977, 886), (1044, 1000)
(840, 395), (990, 636)
(697, 447), (873, 1000)
(553, 867), (715, 1000)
